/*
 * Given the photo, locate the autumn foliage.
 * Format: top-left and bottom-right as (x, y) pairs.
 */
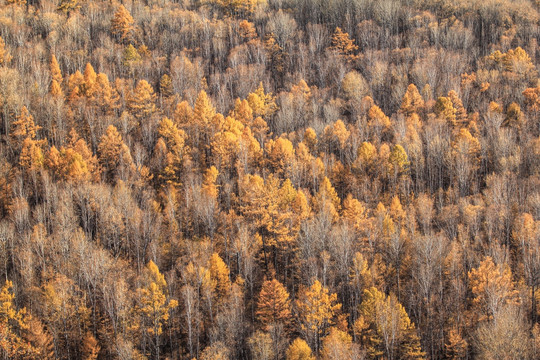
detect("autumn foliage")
(0, 0), (539, 359)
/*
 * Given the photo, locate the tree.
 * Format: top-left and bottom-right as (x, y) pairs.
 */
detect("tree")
(156, 117), (188, 187)
(49, 54), (62, 85)
(513, 213), (540, 321)
(248, 330), (274, 360)
(451, 128), (480, 196)
(57, 0), (80, 15)
(81, 63), (97, 97)
(123, 44), (142, 70)
(200, 342), (229, 360)
(320, 327), (357, 360)
(356, 287), (424, 360)
(97, 125), (135, 182)
(209, 253), (232, 303)
(89, 73), (119, 113)
(342, 71), (369, 114)
(205, 0), (265, 16)
(256, 278), (292, 330)
(191, 90), (218, 160)
(10, 106), (40, 150)
(81, 332), (100, 360)
(313, 177), (341, 221)
(41, 275), (90, 360)
(468, 257), (519, 321)
(296, 280), (342, 352)
(134, 261), (178, 360)
(448, 90), (467, 124)
(159, 74), (173, 98)
(0, 280), (39, 359)
(202, 166), (219, 200)
(0, 37), (11, 67)
(19, 137), (44, 173)
(286, 338), (315, 360)
(128, 79), (157, 121)
(329, 27), (359, 63)
(434, 96), (457, 126)
(400, 84), (424, 117)
(445, 328), (468, 359)
(474, 305), (530, 360)
(46, 129), (99, 182)
(265, 137), (295, 176)
(247, 82), (277, 119)
(111, 5), (135, 43)
(388, 144), (409, 180)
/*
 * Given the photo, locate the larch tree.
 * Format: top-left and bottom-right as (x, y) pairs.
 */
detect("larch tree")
(41, 274), (91, 360)
(0, 36), (11, 66)
(46, 129), (99, 183)
(208, 252), (232, 304)
(49, 54), (62, 85)
(248, 330), (274, 360)
(0, 280), (39, 359)
(81, 63), (97, 97)
(57, 0), (80, 15)
(205, 0), (265, 16)
(97, 125), (135, 182)
(19, 137), (44, 173)
(247, 82), (278, 119)
(400, 84), (424, 118)
(265, 137), (295, 176)
(513, 213), (540, 321)
(444, 328), (468, 360)
(134, 261), (178, 360)
(286, 338), (315, 360)
(356, 287), (425, 360)
(329, 27), (359, 63)
(128, 79), (157, 122)
(314, 177), (341, 221)
(295, 280), (342, 353)
(468, 257), (519, 321)
(201, 166), (220, 200)
(434, 96), (457, 127)
(320, 327), (357, 360)
(10, 106), (40, 150)
(387, 144), (409, 181)
(159, 74), (174, 99)
(111, 5), (135, 43)
(256, 278), (292, 331)
(191, 90), (219, 163)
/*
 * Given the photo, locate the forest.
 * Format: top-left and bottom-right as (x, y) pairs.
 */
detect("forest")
(0, 0), (540, 358)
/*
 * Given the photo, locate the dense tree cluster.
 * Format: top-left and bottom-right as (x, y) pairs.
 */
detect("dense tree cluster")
(0, 0), (540, 359)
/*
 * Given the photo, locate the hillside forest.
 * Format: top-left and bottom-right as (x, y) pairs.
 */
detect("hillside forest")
(1, 0), (540, 359)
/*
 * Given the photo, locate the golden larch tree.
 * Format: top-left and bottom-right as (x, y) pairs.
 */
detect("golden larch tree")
(329, 27), (359, 62)
(320, 327), (356, 360)
(97, 125), (135, 182)
(208, 252), (232, 302)
(286, 338), (315, 360)
(0, 280), (39, 359)
(400, 84), (424, 117)
(128, 79), (157, 121)
(468, 257), (519, 320)
(295, 280), (342, 353)
(256, 278), (292, 330)
(0, 36), (11, 66)
(356, 287), (425, 360)
(134, 261), (178, 360)
(111, 5), (135, 43)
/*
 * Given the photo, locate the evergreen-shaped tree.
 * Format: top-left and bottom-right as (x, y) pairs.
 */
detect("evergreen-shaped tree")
(256, 278), (292, 330)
